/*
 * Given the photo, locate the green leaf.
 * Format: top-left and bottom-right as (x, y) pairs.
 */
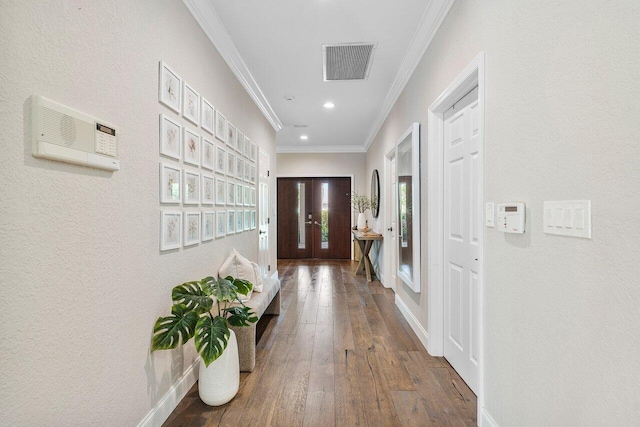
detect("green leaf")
(172, 281), (213, 314)
(151, 304), (199, 351)
(208, 277), (238, 303)
(194, 315), (229, 367)
(224, 276), (253, 296)
(224, 306), (258, 327)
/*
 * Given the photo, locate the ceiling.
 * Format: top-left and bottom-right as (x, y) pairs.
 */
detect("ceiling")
(184, 0), (455, 153)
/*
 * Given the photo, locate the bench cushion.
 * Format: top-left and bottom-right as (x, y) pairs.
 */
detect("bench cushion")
(242, 277), (280, 319)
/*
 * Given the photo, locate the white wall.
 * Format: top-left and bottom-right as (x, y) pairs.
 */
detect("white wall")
(366, 0), (640, 425)
(0, 1), (276, 425)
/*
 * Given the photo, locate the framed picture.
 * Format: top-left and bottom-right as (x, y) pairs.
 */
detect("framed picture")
(158, 61), (181, 114)
(244, 161), (251, 182)
(183, 129), (200, 167)
(215, 111), (227, 143)
(215, 177), (226, 206)
(244, 185), (250, 206)
(249, 165), (256, 184)
(184, 211), (201, 246)
(160, 210), (181, 251)
(227, 123), (237, 150)
(216, 146), (226, 175)
(227, 181), (235, 205)
(243, 138), (251, 158)
(250, 187), (256, 207)
(227, 210), (235, 234)
(201, 98), (214, 135)
(183, 82), (200, 125)
(235, 182), (243, 206)
(201, 174), (214, 205)
(226, 152), (235, 178)
(236, 210), (243, 234)
(216, 211), (226, 238)
(183, 170), (200, 205)
(236, 131), (244, 154)
(160, 162), (181, 204)
(250, 210), (256, 230)
(202, 211), (215, 242)
(236, 157), (243, 180)
(201, 138), (215, 170)
(159, 114), (181, 160)
(244, 209), (250, 231)
(250, 141), (257, 162)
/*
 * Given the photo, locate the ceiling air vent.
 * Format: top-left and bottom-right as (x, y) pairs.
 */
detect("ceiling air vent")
(322, 43), (376, 81)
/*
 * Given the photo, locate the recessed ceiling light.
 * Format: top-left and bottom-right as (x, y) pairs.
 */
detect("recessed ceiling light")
(300, 135), (309, 140)
(323, 102), (335, 109)
(284, 93), (295, 101)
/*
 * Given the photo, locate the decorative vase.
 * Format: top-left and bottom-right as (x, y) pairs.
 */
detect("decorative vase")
(198, 329), (239, 406)
(357, 212), (367, 230)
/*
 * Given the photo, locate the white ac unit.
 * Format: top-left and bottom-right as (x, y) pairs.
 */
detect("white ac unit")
(32, 95), (120, 171)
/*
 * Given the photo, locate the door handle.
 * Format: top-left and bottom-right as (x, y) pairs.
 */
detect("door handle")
(387, 227), (393, 231)
(314, 221), (321, 227)
(259, 230), (267, 235)
(304, 221), (312, 225)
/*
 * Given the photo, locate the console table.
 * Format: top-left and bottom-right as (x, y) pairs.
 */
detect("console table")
(352, 230), (383, 282)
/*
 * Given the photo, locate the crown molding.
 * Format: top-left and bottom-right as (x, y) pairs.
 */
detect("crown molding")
(183, 0), (283, 132)
(276, 144), (366, 154)
(363, 0), (456, 151)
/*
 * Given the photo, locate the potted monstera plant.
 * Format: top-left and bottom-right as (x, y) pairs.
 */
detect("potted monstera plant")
(151, 276), (257, 406)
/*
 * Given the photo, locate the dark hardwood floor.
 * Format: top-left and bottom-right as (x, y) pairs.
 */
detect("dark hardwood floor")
(163, 260), (476, 426)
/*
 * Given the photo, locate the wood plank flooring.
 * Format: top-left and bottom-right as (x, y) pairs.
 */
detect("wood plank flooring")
(163, 260), (476, 427)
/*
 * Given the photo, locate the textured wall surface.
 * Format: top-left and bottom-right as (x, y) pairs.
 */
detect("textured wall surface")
(366, 0), (640, 425)
(0, 1), (276, 425)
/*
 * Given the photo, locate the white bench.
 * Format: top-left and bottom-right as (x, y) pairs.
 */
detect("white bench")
(229, 277), (281, 372)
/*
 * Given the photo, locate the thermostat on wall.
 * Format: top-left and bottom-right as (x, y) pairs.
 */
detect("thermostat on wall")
(31, 95), (120, 171)
(497, 203), (525, 233)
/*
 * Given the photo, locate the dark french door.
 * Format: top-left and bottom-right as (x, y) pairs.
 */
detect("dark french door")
(277, 177), (351, 259)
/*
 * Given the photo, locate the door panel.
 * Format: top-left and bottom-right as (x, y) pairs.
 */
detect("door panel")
(277, 177), (351, 259)
(258, 149), (270, 276)
(443, 86), (480, 394)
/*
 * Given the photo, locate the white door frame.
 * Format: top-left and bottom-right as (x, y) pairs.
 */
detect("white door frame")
(427, 52), (485, 415)
(383, 146), (397, 290)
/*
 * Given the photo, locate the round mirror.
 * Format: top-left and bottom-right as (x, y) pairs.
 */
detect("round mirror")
(371, 169), (380, 218)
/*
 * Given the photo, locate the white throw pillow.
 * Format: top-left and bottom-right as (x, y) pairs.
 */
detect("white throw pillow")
(251, 262), (264, 293)
(218, 249), (256, 301)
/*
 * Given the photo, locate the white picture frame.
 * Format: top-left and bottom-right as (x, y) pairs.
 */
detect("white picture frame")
(244, 161), (251, 182)
(201, 98), (214, 135)
(183, 129), (200, 167)
(159, 114), (181, 160)
(250, 187), (256, 207)
(249, 165), (256, 184)
(236, 131), (244, 154)
(227, 152), (236, 178)
(227, 123), (237, 150)
(201, 138), (215, 171)
(216, 146), (226, 175)
(184, 211), (201, 246)
(183, 170), (200, 205)
(215, 177), (226, 206)
(236, 157), (244, 180)
(183, 82), (200, 125)
(202, 211), (215, 242)
(215, 111), (227, 143)
(216, 211), (226, 238)
(160, 210), (182, 251)
(250, 140), (257, 162)
(227, 210), (235, 234)
(201, 174), (214, 205)
(244, 185), (250, 207)
(243, 137), (251, 158)
(250, 210), (256, 230)
(159, 61), (181, 114)
(235, 182), (243, 206)
(244, 209), (250, 231)
(227, 181), (235, 206)
(236, 210), (243, 234)
(160, 162), (181, 204)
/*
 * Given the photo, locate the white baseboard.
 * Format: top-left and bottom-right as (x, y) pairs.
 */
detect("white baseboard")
(137, 357), (200, 427)
(481, 408), (499, 427)
(395, 294), (429, 351)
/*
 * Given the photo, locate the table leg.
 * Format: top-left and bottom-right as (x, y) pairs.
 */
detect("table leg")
(355, 240), (366, 274)
(363, 240), (374, 282)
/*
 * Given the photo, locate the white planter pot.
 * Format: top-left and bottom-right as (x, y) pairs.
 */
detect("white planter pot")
(357, 212), (367, 230)
(198, 329), (239, 406)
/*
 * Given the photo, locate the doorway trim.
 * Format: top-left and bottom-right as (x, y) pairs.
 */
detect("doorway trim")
(383, 145), (396, 290)
(426, 52), (485, 415)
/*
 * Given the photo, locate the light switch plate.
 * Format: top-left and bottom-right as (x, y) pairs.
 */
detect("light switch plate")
(485, 202), (495, 227)
(543, 200), (591, 239)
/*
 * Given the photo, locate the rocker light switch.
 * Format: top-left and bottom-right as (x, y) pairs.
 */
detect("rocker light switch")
(543, 200), (591, 239)
(485, 203), (495, 227)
